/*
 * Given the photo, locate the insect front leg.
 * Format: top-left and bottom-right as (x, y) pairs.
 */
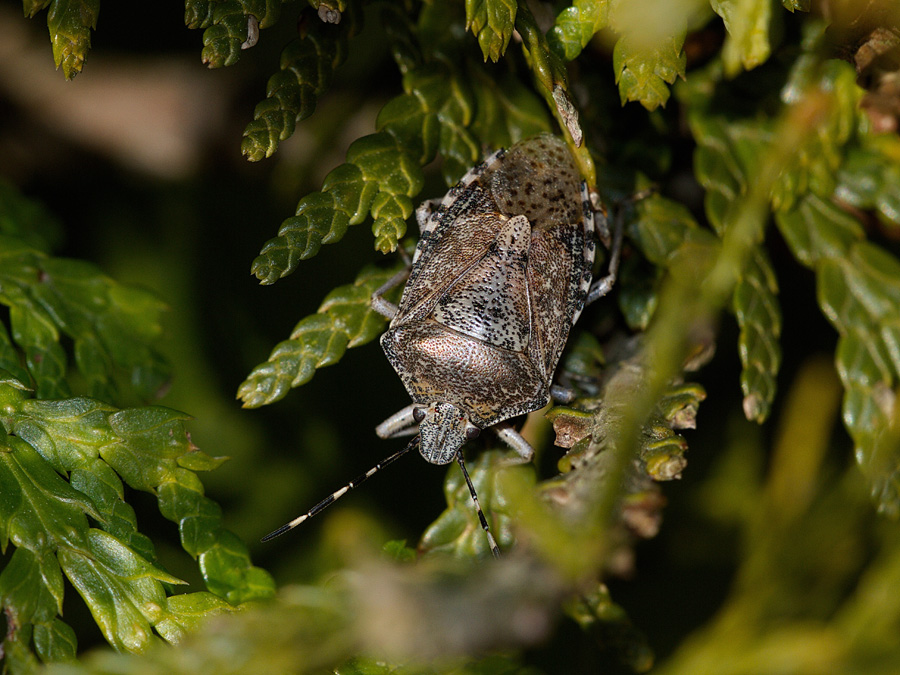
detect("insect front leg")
(415, 199), (443, 234)
(375, 403), (419, 439)
(371, 267), (410, 320)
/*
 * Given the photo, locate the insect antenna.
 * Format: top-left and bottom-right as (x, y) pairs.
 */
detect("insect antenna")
(261, 436), (418, 542)
(457, 455), (501, 559)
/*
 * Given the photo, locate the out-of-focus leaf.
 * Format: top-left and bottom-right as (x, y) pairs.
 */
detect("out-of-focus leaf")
(419, 451), (533, 558)
(0, 236), (169, 405)
(776, 195), (900, 513)
(710, 0), (773, 76)
(609, 0), (687, 110)
(612, 33), (686, 110)
(547, 0), (609, 62)
(734, 248), (781, 423)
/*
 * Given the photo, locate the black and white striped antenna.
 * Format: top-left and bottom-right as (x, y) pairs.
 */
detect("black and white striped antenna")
(261, 436), (502, 558)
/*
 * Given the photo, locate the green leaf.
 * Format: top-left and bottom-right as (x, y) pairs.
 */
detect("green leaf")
(710, 0), (773, 76)
(46, 0), (99, 79)
(547, 0), (609, 62)
(242, 9), (358, 161)
(420, 451), (533, 558)
(239, 262), (404, 407)
(197, 0), (283, 66)
(0, 547), (64, 624)
(198, 530), (271, 604)
(775, 194), (863, 267)
(558, 332), (606, 384)
(33, 617), (77, 663)
(11, 397), (117, 473)
(57, 528), (183, 654)
(465, 0), (517, 63)
(776, 195), (900, 513)
(200, 0), (247, 68)
(734, 248), (782, 423)
(514, 1), (569, 99)
(0, 236), (170, 405)
(612, 32), (686, 111)
(0, 434), (98, 551)
(24, 0), (53, 18)
(252, 132), (422, 280)
(101, 407), (195, 492)
(836, 138), (900, 229)
(184, 0), (214, 29)
(154, 592), (232, 644)
(1, 389), (274, 661)
(70, 458), (157, 562)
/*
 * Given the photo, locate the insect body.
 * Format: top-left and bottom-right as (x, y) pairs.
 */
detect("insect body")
(264, 134), (620, 556)
(375, 134), (599, 463)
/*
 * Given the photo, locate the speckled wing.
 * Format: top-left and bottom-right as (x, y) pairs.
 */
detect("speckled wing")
(392, 179), (505, 326)
(487, 134), (594, 381)
(431, 214), (532, 352)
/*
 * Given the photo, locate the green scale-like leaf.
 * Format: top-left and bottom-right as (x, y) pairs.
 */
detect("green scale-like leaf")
(184, 0), (215, 29)
(196, 0), (281, 68)
(201, 0), (248, 68)
(777, 197), (900, 511)
(628, 193), (780, 423)
(239, 262), (404, 407)
(46, 0), (99, 79)
(547, 0), (609, 62)
(420, 451), (531, 558)
(465, 0), (517, 63)
(242, 6), (359, 161)
(836, 139), (900, 230)
(684, 48), (900, 510)
(250, 0), (554, 279)
(252, 64), (478, 279)
(710, 0), (773, 76)
(611, 30), (686, 111)
(56, 528), (184, 653)
(734, 248), (782, 423)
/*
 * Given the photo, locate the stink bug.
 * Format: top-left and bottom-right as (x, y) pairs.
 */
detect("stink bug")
(264, 134), (621, 556)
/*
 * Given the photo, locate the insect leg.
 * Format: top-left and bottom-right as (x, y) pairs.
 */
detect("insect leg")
(261, 437), (418, 542)
(549, 383), (577, 404)
(585, 202), (624, 306)
(493, 423), (535, 463)
(241, 14), (259, 50)
(415, 199), (444, 234)
(457, 455), (501, 558)
(371, 267), (410, 320)
(375, 403), (419, 439)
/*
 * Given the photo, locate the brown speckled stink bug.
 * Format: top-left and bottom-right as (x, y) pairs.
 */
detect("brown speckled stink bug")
(264, 134), (621, 556)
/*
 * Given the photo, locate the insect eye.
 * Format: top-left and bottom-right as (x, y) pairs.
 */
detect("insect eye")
(465, 426), (481, 441)
(412, 407), (426, 423)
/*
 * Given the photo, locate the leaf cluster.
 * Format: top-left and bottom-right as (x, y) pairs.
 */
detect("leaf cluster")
(0, 188), (274, 671)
